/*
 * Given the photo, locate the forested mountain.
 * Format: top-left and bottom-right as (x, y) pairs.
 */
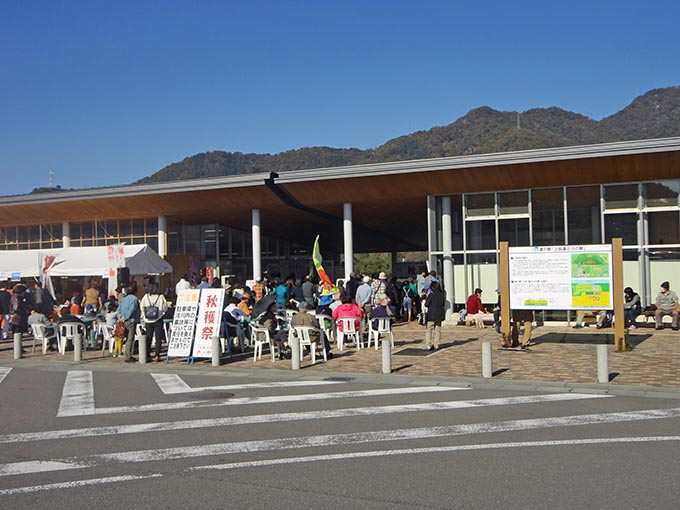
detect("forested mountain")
(135, 86), (680, 184)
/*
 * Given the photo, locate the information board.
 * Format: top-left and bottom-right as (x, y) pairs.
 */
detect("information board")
(190, 288), (225, 358)
(167, 289), (200, 358)
(509, 244), (613, 310)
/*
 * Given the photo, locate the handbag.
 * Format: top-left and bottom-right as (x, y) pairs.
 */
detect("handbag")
(113, 323), (127, 338)
(9, 313), (22, 326)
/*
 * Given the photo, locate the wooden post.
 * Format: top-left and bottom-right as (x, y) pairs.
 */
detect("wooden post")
(612, 238), (629, 351)
(499, 242), (512, 347)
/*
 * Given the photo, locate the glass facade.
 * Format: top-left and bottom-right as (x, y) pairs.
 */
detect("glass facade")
(430, 179), (680, 312)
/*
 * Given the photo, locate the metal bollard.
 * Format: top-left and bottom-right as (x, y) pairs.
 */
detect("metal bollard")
(482, 341), (493, 378)
(291, 333), (300, 370)
(597, 344), (609, 383)
(212, 336), (221, 367)
(74, 333), (82, 362)
(381, 336), (391, 374)
(139, 337), (147, 364)
(13, 332), (22, 360)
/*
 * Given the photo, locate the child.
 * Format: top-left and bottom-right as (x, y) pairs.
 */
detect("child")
(112, 322), (126, 358)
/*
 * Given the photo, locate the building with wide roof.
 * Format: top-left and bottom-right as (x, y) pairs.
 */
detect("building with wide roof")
(1, 136), (680, 321)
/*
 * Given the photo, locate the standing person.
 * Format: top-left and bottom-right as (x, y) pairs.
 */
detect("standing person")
(301, 275), (318, 308)
(416, 269), (427, 297)
(424, 281), (445, 351)
(83, 281), (101, 312)
(116, 285), (141, 363)
(175, 274), (191, 296)
(9, 283), (29, 337)
(355, 276), (373, 335)
(402, 280), (416, 322)
(510, 310), (534, 348)
(623, 287), (642, 330)
(140, 282), (168, 362)
(345, 272), (360, 302)
(655, 281), (679, 330)
(370, 272), (388, 308)
(0, 281), (11, 340)
(251, 278), (267, 302)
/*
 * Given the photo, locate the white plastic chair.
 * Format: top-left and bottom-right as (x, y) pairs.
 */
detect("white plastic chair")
(315, 314), (334, 345)
(98, 323), (115, 355)
(31, 323), (58, 354)
(292, 325), (326, 364)
(368, 317), (394, 350)
(250, 324), (275, 361)
(58, 322), (87, 355)
(336, 317), (362, 351)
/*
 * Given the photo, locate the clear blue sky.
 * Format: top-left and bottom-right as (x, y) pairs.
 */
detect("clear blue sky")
(1, 0), (679, 196)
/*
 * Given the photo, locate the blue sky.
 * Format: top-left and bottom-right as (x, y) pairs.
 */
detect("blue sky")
(1, 0), (679, 195)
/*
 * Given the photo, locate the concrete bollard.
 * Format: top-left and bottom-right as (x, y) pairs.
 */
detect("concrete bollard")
(482, 341), (493, 378)
(13, 332), (22, 360)
(139, 337), (147, 364)
(291, 333), (300, 370)
(597, 344), (609, 383)
(74, 332), (82, 362)
(212, 336), (221, 367)
(381, 336), (392, 374)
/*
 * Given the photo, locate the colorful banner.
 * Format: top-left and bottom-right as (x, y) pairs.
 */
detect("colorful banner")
(509, 244), (613, 310)
(167, 289), (201, 358)
(312, 235), (335, 292)
(191, 288), (225, 358)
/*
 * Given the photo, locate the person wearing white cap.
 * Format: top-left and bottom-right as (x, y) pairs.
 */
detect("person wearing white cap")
(355, 276), (373, 334)
(370, 272), (388, 308)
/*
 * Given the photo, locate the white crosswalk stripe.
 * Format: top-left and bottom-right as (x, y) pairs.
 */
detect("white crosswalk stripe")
(0, 367), (11, 385)
(3, 367), (680, 498)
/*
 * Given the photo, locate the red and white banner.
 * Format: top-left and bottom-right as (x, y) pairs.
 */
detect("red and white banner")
(191, 288), (225, 358)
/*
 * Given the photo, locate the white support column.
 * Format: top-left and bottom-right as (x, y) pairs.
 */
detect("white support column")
(426, 196), (437, 271)
(442, 196), (454, 322)
(62, 221), (70, 248)
(343, 203), (353, 282)
(157, 215), (167, 258)
(252, 209), (262, 281)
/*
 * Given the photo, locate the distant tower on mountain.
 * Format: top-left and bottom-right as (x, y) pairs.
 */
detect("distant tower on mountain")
(48, 167), (54, 188)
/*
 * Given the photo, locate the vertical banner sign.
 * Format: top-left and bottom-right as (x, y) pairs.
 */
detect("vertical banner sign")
(167, 289), (201, 358)
(509, 244), (613, 310)
(191, 288), (225, 358)
(106, 244), (125, 296)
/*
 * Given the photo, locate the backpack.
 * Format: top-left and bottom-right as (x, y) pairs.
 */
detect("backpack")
(144, 295), (161, 321)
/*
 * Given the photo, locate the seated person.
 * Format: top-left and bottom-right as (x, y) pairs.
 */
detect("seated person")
(369, 293), (396, 330)
(290, 301), (332, 356)
(655, 281), (679, 330)
(237, 292), (252, 317)
(253, 301), (289, 359)
(27, 308), (57, 351)
(623, 287), (642, 329)
(332, 293), (364, 332)
(573, 310), (610, 329)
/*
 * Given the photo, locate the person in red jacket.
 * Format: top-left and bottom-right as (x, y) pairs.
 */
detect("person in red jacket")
(466, 288), (487, 315)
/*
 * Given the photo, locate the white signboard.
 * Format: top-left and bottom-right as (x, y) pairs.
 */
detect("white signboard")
(191, 288), (225, 358)
(167, 289), (201, 358)
(509, 245), (613, 310)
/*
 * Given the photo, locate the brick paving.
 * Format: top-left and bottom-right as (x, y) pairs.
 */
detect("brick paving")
(2, 322), (679, 389)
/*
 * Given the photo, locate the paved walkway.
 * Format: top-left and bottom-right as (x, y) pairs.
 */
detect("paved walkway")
(2, 322), (679, 391)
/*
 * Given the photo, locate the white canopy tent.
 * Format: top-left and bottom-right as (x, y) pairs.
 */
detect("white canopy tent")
(0, 245), (172, 279)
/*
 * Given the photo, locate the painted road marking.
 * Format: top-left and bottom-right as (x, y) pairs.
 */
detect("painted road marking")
(57, 371), (464, 417)
(56, 371), (94, 417)
(0, 474), (163, 497)
(3, 406), (679, 477)
(190, 436), (680, 471)
(0, 393), (609, 444)
(151, 373), (344, 394)
(0, 367), (11, 385)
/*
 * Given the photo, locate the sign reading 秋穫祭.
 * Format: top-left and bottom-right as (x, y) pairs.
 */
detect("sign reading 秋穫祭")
(167, 289), (201, 358)
(508, 244), (613, 310)
(191, 288), (225, 358)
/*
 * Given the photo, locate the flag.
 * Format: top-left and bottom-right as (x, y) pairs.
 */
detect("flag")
(312, 235), (335, 292)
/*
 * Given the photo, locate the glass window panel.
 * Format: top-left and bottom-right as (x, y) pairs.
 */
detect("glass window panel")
(604, 213), (638, 245)
(131, 220), (144, 237)
(532, 188), (565, 246)
(465, 219), (496, 250)
(147, 237), (159, 252)
(645, 180), (680, 208)
(498, 191), (528, 215)
(498, 218), (530, 246)
(567, 186), (601, 245)
(604, 183), (639, 209)
(145, 217), (158, 232)
(465, 193), (495, 217)
(28, 226), (40, 242)
(119, 221), (132, 237)
(647, 211), (680, 245)
(80, 222), (93, 240)
(466, 253), (498, 300)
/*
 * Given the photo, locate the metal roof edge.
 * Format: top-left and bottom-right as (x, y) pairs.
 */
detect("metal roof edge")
(3, 136), (680, 206)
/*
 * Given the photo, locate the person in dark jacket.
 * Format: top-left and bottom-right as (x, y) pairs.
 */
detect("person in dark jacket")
(424, 280), (445, 350)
